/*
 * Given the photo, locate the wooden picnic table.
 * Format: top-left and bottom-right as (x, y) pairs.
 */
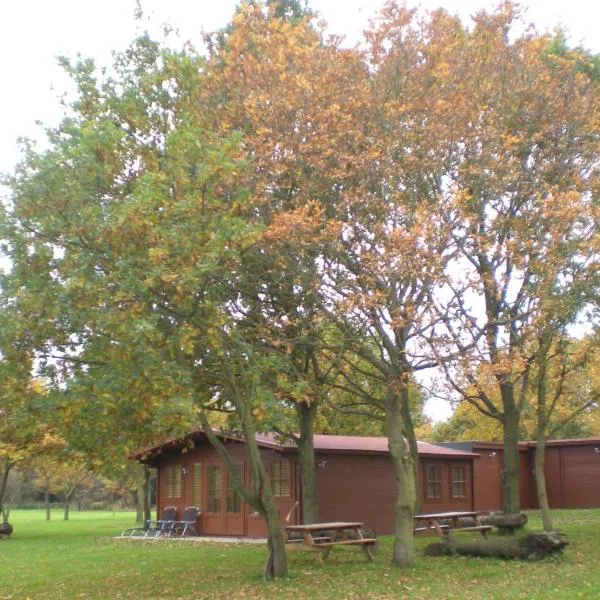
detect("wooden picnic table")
(284, 521), (376, 563)
(413, 511), (492, 539)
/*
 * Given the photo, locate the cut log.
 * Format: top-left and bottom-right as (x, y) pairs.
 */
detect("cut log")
(482, 512), (528, 534)
(425, 531), (568, 561)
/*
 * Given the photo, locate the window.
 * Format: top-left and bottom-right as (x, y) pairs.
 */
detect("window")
(271, 460), (291, 498)
(207, 465), (222, 513)
(165, 465), (182, 498)
(192, 463), (202, 509)
(426, 465), (442, 499)
(451, 466), (467, 499)
(226, 468), (241, 513)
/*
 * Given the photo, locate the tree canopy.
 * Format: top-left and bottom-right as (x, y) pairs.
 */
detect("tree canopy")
(1, 0), (599, 573)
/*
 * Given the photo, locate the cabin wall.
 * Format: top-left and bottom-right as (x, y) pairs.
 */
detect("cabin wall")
(472, 450), (502, 511)
(153, 439), (299, 537)
(314, 453), (396, 533)
(314, 453), (474, 534)
(560, 445), (600, 508)
(528, 443), (600, 509)
(470, 446), (531, 511)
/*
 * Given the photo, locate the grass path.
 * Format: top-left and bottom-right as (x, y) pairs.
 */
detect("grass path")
(3, 509), (600, 599)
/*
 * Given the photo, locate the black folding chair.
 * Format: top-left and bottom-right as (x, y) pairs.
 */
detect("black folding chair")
(121, 506), (178, 537)
(172, 506), (200, 537)
(143, 506), (178, 537)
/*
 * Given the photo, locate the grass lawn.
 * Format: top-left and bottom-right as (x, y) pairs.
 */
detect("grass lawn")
(2, 509), (600, 599)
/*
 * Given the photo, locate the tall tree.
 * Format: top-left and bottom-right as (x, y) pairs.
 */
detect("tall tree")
(312, 3), (461, 566)
(2, 28), (291, 577)
(414, 3), (600, 515)
(199, 1), (369, 524)
(0, 304), (62, 526)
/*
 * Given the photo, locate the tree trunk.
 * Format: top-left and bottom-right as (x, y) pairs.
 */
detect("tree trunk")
(386, 392), (416, 567)
(295, 401), (318, 524)
(263, 500), (287, 580)
(400, 387), (420, 513)
(135, 487), (143, 523)
(535, 338), (553, 531)
(44, 482), (51, 521)
(501, 392), (521, 515)
(143, 464), (152, 523)
(64, 485), (79, 521)
(0, 459), (12, 524)
(135, 469), (144, 524)
(198, 396), (287, 579)
(533, 437), (553, 531)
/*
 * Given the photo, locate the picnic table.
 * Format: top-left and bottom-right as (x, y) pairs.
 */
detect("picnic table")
(413, 511), (492, 539)
(284, 521), (376, 563)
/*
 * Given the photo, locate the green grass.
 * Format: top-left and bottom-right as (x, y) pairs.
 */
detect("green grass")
(3, 509), (600, 599)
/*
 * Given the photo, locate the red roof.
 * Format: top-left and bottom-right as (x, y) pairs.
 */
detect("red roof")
(309, 434), (477, 457)
(131, 430), (478, 461)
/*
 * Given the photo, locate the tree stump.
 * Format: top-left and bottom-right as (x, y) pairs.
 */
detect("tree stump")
(0, 522), (13, 539)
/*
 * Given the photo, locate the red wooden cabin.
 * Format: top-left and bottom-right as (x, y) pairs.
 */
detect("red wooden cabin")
(440, 438), (600, 511)
(132, 431), (479, 537)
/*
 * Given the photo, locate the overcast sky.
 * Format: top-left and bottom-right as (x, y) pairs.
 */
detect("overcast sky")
(1, 0), (597, 178)
(1, 0), (597, 420)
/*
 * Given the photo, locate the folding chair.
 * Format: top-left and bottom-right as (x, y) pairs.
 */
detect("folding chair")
(121, 506), (177, 537)
(143, 506), (178, 537)
(171, 506), (200, 537)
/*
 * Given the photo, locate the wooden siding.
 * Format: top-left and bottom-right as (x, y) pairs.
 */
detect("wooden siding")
(471, 441), (600, 511)
(472, 450), (502, 511)
(560, 445), (600, 508)
(528, 444), (600, 509)
(470, 446), (531, 512)
(314, 453), (396, 533)
(314, 453), (473, 535)
(153, 442), (475, 536)
(153, 439), (300, 537)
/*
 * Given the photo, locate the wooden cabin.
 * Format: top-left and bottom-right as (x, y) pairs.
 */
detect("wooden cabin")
(132, 431), (479, 537)
(440, 438), (600, 511)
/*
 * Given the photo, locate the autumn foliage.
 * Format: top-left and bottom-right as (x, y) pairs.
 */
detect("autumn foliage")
(1, 0), (598, 572)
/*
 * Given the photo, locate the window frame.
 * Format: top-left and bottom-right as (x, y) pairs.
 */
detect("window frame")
(165, 464), (183, 499)
(192, 462), (202, 510)
(424, 463), (443, 502)
(226, 466), (242, 514)
(270, 459), (292, 499)
(206, 464), (223, 514)
(449, 464), (468, 501)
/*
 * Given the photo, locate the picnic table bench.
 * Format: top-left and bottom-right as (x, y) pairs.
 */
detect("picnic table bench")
(414, 511), (492, 539)
(284, 521), (376, 563)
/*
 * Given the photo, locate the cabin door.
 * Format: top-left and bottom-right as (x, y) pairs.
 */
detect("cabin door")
(203, 463), (245, 536)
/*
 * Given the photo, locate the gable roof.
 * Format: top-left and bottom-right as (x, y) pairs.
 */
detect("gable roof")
(130, 429), (479, 462)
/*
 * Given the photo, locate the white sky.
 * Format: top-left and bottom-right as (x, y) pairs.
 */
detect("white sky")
(1, 0), (597, 421)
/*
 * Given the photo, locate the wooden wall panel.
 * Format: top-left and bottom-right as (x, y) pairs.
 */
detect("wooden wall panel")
(472, 451), (502, 511)
(560, 446), (600, 508)
(153, 440), (301, 537)
(519, 452), (533, 510)
(539, 446), (563, 509)
(315, 453), (397, 534)
(315, 453), (473, 534)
